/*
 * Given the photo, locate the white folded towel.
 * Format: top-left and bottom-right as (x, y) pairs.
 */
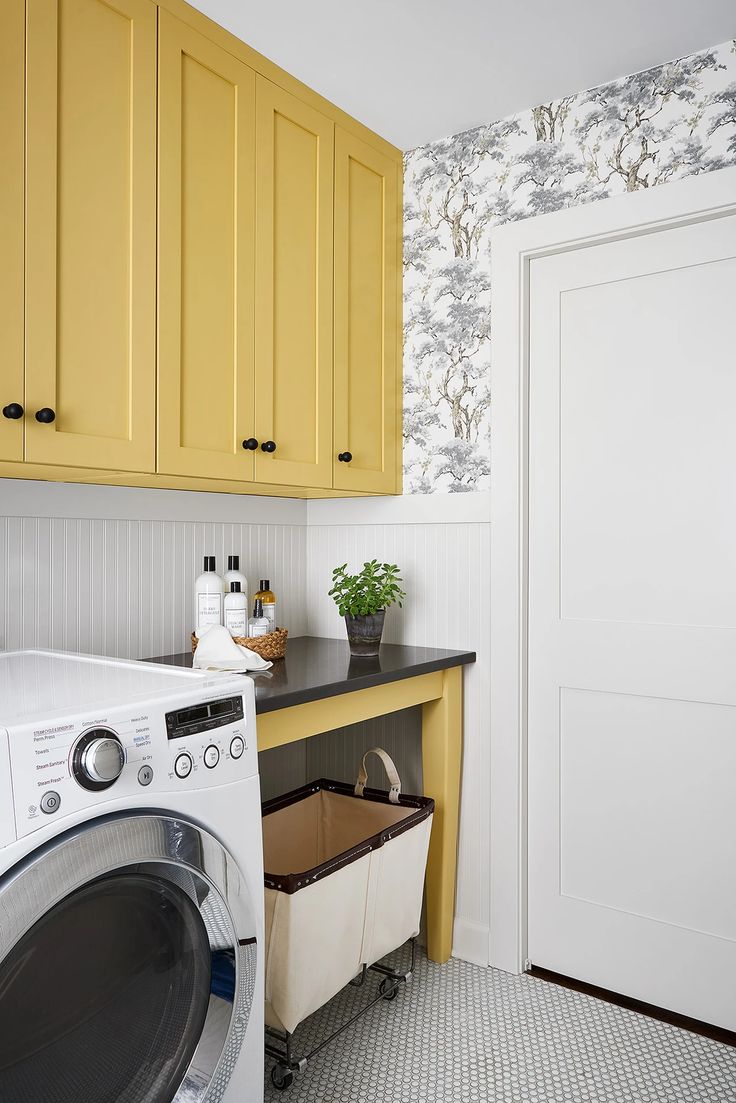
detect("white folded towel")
(192, 623), (273, 673)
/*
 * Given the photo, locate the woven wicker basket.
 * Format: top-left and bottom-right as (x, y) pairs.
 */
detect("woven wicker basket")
(191, 626), (288, 661)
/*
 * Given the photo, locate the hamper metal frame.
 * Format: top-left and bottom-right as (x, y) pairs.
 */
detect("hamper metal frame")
(265, 939), (417, 1092)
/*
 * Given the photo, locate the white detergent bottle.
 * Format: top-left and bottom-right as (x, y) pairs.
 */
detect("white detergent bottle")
(195, 556), (224, 630)
(224, 554), (248, 598)
(224, 581), (248, 638)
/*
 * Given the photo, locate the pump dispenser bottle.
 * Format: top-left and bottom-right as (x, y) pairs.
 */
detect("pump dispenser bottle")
(248, 598), (270, 637)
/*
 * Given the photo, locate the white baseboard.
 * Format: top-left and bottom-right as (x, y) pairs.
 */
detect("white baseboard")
(452, 918), (490, 967)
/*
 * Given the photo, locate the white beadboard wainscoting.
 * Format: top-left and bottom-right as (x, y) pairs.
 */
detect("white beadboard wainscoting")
(305, 493), (491, 965)
(0, 480), (308, 656)
(1, 480), (490, 965)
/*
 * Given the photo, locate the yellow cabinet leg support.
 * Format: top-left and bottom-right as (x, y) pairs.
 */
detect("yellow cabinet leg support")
(421, 665), (463, 964)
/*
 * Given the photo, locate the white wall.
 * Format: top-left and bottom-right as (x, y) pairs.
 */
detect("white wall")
(306, 492), (491, 965)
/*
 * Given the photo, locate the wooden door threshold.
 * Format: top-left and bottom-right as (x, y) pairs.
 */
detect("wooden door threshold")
(527, 966), (736, 1049)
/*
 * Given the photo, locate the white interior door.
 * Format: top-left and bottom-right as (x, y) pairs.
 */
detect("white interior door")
(527, 208), (736, 1030)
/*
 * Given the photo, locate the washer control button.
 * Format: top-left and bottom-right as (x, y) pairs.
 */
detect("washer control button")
(203, 744), (220, 769)
(230, 736), (245, 760)
(138, 765), (154, 786)
(40, 791), (61, 815)
(174, 753), (193, 779)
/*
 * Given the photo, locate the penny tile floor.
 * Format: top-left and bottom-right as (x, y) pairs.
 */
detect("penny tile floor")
(264, 945), (736, 1101)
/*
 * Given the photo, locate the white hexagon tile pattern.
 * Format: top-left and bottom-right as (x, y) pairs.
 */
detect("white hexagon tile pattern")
(264, 945), (736, 1102)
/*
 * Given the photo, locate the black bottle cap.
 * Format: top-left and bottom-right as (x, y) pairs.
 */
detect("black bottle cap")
(260, 579), (270, 591)
(254, 598), (263, 617)
(228, 555), (239, 570)
(204, 556), (216, 572)
(230, 581), (241, 593)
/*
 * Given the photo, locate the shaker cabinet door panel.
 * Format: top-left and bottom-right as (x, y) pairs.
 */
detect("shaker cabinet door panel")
(0, 1), (25, 462)
(254, 79), (334, 488)
(333, 128), (400, 493)
(25, 0), (157, 471)
(157, 10), (256, 482)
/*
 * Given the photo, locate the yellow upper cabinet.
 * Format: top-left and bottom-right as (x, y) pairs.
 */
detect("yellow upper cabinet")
(0, 2), (25, 462)
(157, 10), (256, 481)
(24, 0), (157, 472)
(6, 0), (402, 496)
(254, 78), (334, 489)
(333, 128), (401, 494)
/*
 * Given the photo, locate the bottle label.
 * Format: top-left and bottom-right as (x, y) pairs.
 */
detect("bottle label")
(225, 609), (247, 636)
(248, 624), (269, 638)
(263, 602), (276, 628)
(197, 592), (222, 626)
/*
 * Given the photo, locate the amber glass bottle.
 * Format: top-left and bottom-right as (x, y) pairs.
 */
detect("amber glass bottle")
(254, 579), (277, 630)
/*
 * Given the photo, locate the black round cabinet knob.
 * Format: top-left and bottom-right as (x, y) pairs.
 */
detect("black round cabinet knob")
(261, 440), (276, 453)
(337, 451), (353, 463)
(2, 403), (24, 420)
(35, 407), (56, 424)
(242, 437), (258, 450)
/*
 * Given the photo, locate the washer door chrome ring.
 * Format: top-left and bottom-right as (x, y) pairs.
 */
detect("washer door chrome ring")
(0, 812), (257, 1103)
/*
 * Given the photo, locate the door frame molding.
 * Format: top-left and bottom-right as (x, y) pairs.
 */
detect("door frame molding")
(489, 166), (736, 975)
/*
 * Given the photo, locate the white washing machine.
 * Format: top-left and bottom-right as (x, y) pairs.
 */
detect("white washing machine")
(0, 649), (265, 1103)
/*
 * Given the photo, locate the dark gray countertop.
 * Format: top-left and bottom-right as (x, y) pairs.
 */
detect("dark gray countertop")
(144, 635), (476, 714)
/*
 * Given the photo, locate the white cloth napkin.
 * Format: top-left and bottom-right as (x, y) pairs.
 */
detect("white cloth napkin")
(193, 623), (273, 673)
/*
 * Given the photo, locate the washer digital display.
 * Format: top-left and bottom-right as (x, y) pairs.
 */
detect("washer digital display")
(165, 696), (244, 740)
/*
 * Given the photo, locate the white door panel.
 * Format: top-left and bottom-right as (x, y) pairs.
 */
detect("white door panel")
(528, 211), (736, 1030)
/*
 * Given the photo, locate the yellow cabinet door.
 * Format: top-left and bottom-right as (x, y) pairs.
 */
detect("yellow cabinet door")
(333, 129), (401, 494)
(0, 1), (25, 462)
(157, 10), (256, 481)
(254, 79), (334, 488)
(25, 0), (156, 471)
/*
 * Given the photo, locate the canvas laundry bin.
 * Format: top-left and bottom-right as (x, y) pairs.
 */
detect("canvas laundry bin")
(262, 748), (434, 1034)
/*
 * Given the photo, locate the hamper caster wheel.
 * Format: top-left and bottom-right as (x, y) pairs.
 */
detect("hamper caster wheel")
(379, 977), (399, 1001)
(271, 1064), (294, 1091)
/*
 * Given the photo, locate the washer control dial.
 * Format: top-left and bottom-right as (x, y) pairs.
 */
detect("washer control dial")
(72, 729), (125, 791)
(230, 736), (244, 760)
(174, 752), (193, 779)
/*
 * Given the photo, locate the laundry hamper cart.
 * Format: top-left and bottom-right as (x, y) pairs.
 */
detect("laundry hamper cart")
(262, 748), (434, 1090)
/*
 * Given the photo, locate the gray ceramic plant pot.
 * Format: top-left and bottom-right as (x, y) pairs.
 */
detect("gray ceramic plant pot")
(344, 610), (385, 657)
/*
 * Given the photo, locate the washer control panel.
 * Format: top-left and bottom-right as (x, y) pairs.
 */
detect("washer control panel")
(164, 694), (249, 786)
(7, 683), (255, 840)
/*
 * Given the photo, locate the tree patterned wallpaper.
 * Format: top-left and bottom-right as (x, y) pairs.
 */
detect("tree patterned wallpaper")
(403, 39), (736, 494)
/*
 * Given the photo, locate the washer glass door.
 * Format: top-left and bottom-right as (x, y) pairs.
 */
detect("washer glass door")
(0, 814), (257, 1103)
(0, 872), (211, 1102)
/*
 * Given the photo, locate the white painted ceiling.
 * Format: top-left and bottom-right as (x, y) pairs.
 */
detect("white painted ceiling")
(189, 1), (735, 150)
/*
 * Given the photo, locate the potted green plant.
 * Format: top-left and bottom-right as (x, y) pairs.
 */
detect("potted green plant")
(328, 560), (406, 656)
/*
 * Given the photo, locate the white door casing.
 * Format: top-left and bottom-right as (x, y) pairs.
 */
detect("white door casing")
(490, 167), (736, 1031)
